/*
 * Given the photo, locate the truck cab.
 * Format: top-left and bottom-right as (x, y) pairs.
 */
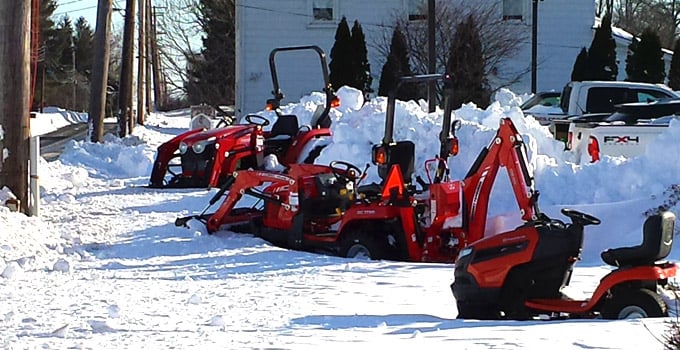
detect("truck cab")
(550, 81), (678, 142)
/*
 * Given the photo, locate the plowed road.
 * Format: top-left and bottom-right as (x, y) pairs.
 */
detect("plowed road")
(39, 123), (118, 161)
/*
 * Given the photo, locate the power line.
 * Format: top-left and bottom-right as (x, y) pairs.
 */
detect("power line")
(58, 0), (88, 6)
(53, 5), (97, 17)
(236, 3), (392, 29)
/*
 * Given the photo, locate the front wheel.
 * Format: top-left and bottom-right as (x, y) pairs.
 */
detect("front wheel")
(601, 287), (667, 319)
(340, 231), (395, 261)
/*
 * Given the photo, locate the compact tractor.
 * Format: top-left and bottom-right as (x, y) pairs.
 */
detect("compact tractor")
(171, 72), (679, 319)
(177, 73), (548, 263)
(149, 45), (338, 188)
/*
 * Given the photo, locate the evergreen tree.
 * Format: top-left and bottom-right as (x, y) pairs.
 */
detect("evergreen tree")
(625, 28), (666, 83)
(447, 15), (490, 109)
(668, 39), (680, 90)
(73, 17), (94, 77)
(587, 13), (618, 81)
(625, 36), (640, 81)
(571, 47), (590, 82)
(50, 16), (74, 73)
(33, 0), (58, 109)
(38, 0), (57, 40)
(40, 15), (75, 108)
(186, 0), (235, 106)
(349, 20), (372, 99)
(329, 16), (353, 90)
(378, 26), (418, 101)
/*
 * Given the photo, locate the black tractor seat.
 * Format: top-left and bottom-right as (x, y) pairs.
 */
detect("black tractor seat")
(601, 211), (675, 267)
(265, 114), (299, 155)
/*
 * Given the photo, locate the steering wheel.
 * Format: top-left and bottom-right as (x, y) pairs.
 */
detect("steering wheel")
(215, 115), (233, 128)
(561, 208), (601, 226)
(298, 125), (312, 134)
(244, 114), (270, 126)
(329, 161), (362, 182)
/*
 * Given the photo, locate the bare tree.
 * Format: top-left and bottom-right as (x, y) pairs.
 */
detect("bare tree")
(373, 2), (526, 94)
(610, 0), (680, 48)
(153, 0), (204, 97)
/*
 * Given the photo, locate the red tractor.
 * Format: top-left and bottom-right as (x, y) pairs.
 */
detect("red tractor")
(177, 74), (543, 263)
(149, 45), (338, 188)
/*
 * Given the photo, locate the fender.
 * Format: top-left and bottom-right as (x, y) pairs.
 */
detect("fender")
(280, 128), (333, 165)
(525, 263), (678, 313)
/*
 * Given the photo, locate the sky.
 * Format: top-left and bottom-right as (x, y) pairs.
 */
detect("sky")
(53, 0), (124, 28)
(1, 87), (680, 348)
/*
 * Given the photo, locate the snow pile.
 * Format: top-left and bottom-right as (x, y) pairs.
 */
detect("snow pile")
(0, 88), (679, 348)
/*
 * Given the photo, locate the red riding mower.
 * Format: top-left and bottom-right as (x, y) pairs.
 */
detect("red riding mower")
(148, 45), (338, 188)
(452, 209), (678, 320)
(177, 73), (551, 264)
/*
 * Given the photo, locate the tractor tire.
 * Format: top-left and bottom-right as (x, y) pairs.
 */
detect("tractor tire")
(601, 287), (667, 319)
(340, 231), (394, 261)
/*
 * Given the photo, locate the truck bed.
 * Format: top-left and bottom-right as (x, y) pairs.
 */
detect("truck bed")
(569, 121), (671, 164)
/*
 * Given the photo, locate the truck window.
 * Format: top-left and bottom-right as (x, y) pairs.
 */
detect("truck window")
(633, 89), (673, 103)
(560, 85), (572, 113)
(585, 87), (627, 113)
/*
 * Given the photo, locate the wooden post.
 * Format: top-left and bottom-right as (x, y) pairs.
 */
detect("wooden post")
(150, 5), (164, 109)
(136, 0), (146, 125)
(118, 0), (137, 137)
(427, 0), (436, 112)
(88, 0), (113, 143)
(145, 0), (153, 113)
(0, 0), (31, 213)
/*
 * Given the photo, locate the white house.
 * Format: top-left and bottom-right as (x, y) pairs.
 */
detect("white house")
(235, 0), (599, 116)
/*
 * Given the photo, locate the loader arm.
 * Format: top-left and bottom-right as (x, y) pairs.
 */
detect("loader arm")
(206, 170), (297, 233)
(462, 118), (539, 243)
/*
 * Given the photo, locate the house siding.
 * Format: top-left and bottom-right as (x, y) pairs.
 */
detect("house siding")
(236, 0), (597, 116)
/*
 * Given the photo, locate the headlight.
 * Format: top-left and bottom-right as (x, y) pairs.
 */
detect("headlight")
(178, 142), (188, 154)
(192, 142), (206, 154)
(458, 247), (473, 260)
(192, 138), (216, 154)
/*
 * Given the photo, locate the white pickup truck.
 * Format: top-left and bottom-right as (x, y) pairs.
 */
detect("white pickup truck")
(545, 81), (679, 142)
(567, 99), (680, 164)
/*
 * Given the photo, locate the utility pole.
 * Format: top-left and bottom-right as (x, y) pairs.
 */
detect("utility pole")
(150, 6), (165, 109)
(39, 43), (46, 113)
(145, 0), (153, 113)
(427, 0), (436, 112)
(531, 0), (542, 93)
(71, 36), (77, 110)
(118, 0), (137, 137)
(136, 0), (146, 125)
(0, 0), (31, 213)
(88, 0), (113, 143)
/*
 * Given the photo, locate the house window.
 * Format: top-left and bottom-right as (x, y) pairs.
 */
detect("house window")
(312, 0), (335, 21)
(408, 0), (427, 21)
(503, 0), (524, 20)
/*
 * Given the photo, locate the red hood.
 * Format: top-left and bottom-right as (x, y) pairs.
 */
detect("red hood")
(181, 124), (256, 145)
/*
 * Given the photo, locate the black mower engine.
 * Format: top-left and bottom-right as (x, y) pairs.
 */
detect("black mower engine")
(453, 210), (593, 320)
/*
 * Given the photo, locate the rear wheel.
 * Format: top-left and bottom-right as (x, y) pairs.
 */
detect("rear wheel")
(601, 287), (667, 319)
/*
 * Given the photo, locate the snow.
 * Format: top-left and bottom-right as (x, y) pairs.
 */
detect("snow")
(1, 87), (680, 348)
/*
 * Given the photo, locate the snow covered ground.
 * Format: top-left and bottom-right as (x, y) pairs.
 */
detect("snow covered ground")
(2, 87), (680, 349)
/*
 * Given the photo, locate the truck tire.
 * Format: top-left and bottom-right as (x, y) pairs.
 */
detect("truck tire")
(601, 287), (667, 319)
